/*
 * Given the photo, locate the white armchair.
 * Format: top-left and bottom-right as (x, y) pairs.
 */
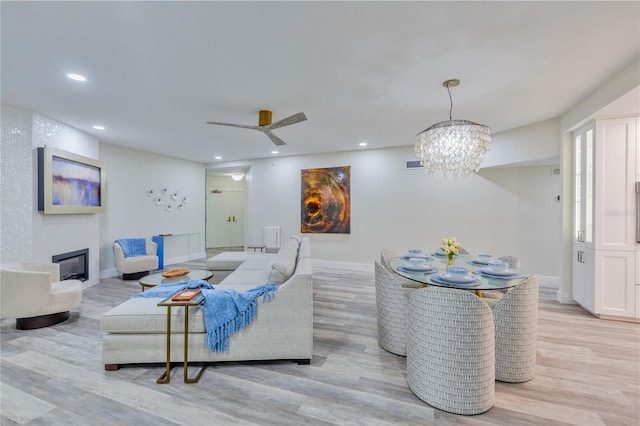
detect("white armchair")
(113, 240), (158, 280)
(0, 262), (82, 329)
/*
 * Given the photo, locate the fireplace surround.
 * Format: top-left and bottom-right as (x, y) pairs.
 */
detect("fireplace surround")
(52, 248), (88, 282)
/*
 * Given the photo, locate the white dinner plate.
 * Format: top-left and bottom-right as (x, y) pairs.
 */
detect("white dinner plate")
(399, 264), (435, 272)
(480, 267), (517, 277)
(440, 273), (476, 283)
(431, 274), (480, 287)
(472, 258), (491, 265)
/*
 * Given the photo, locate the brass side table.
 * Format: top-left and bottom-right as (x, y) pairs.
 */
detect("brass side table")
(156, 291), (207, 384)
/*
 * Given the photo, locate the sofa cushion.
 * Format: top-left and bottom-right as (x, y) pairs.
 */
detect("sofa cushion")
(237, 258), (274, 271)
(264, 245), (298, 285)
(206, 252), (275, 271)
(101, 297), (206, 334)
(276, 237), (299, 254)
(219, 269), (265, 288)
(289, 235), (302, 245)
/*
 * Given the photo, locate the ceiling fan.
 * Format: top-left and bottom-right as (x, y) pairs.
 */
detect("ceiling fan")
(206, 110), (307, 146)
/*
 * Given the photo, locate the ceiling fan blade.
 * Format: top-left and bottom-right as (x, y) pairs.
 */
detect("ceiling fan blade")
(206, 121), (260, 130)
(265, 130), (287, 146)
(266, 112), (307, 131)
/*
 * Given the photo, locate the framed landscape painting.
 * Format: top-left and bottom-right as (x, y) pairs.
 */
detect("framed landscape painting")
(37, 146), (105, 214)
(301, 166), (350, 234)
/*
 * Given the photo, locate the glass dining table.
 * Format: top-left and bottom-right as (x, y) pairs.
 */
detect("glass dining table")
(389, 253), (527, 292)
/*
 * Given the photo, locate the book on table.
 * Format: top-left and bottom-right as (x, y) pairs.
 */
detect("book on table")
(171, 289), (201, 301)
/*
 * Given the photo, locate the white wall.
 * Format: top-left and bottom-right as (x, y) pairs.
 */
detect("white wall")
(482, 117), (560, 167)
(1, 105), (101, 287)
(99, 143), (206, 277)
(223, 145), (560, 279)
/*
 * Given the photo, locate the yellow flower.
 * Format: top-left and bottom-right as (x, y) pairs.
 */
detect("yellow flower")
(442, 237), (462, 256)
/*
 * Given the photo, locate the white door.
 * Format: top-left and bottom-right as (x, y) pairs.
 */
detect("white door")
(229, 192), (245, 246)
(206, 191), (245, 248)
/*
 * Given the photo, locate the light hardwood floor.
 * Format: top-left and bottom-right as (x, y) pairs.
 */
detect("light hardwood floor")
(1, 258), (639, 425)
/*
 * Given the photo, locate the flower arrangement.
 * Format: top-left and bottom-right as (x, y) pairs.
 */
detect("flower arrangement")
(442, 237), (461, 268)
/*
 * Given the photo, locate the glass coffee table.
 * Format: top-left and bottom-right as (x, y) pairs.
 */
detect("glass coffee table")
(139, 269), (213, 291)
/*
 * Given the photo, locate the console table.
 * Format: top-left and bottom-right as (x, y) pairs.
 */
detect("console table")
(152, 233), (201, 269)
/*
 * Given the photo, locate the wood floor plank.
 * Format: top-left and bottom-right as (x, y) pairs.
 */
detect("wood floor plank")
(0, 384), (56, 424)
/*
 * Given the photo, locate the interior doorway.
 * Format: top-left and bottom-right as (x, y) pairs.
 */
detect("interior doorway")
(205, 171), (246, 249)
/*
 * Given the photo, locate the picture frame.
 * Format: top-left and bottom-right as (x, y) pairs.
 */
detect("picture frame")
(300, 165), (351, 234)
(37, 146), (106, 214)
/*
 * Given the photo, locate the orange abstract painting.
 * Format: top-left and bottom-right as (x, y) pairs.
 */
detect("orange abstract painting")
(301, 166), (350, 234)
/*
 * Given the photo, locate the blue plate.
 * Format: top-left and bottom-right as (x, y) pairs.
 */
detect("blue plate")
(474, 270), (526, 280)
(397, 265), (438, 274)
(431, 274), (481, 287)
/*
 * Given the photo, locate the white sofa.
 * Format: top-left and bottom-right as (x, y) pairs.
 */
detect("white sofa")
(205, 250), (277, 284)
(101, 236), (313, 370)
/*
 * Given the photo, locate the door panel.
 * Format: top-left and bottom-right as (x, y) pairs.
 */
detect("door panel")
(206, 191), (245, 248)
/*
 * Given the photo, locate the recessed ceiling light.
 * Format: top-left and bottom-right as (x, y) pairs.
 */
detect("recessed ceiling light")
(271, 150), (279, 154)
(93, 125), (105, 130)
(359, 141), (368, 147)
(214, 156), (222, 160)
(67, 73), (86, 82)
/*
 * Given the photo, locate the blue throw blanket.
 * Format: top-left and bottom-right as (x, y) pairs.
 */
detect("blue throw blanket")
(115, 238), (148, 257)
(132, 280), (278, 353)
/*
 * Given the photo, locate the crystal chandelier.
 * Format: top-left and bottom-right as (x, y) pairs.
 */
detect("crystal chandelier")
(415, 79), (491, 178)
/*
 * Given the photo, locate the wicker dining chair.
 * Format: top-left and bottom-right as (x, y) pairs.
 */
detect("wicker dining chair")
(407, 287), (495, 415)
(380, 248), (398, 270)
(499, 255), (521, 269)
(374, 261), (412, 356)
(481, 255), (522, 302)
(493, 274), (539, 383)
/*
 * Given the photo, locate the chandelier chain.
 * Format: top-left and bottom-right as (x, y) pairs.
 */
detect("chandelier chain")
(447, 84), (453, 121)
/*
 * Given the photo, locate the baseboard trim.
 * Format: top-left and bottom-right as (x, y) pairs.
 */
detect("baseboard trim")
(101, 268), (119, 279)
(556, 289), (576, 304)
(538, 275), (559, 289)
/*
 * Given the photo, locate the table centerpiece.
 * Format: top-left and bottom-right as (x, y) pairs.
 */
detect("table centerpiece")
(442, 237), (461, 271)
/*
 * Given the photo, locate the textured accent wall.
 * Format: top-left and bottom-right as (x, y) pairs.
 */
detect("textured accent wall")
(1, 105), (34, 262)
(0, 105), (101, 286)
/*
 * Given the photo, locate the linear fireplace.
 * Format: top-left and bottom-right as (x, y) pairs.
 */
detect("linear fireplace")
(52, 248), (88, 282)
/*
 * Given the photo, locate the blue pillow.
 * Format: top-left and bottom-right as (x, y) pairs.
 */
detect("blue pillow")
(115, 238), (148, 258)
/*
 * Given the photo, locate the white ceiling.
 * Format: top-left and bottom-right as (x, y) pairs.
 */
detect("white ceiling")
(2, 1), (638, 165)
